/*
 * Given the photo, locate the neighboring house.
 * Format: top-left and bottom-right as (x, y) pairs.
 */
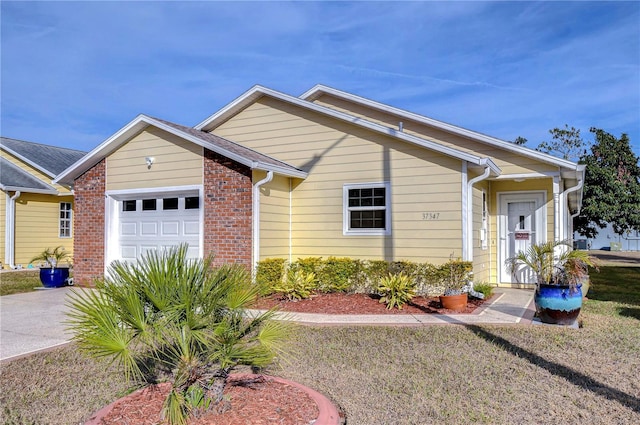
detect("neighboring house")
(54, 85), (585, 287)
(1, 137), (86, 269)
(574, 224), (640, 252)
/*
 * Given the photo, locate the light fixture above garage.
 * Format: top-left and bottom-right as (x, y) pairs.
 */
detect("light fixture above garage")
(145, 157), (155, 169)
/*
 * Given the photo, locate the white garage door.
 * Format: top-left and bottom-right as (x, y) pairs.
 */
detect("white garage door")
(118, 195), (200, 262)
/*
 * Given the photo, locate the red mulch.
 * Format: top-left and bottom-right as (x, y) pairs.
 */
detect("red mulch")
(95, 375), (319, 425)
(251, 292), (489, 315)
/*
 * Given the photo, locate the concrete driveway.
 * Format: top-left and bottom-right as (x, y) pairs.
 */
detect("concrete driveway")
(0, 287), (78, 361)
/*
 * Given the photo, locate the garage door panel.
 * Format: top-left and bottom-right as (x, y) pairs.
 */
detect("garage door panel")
(141, 221), (159, 236)
(121, 222), (137, 236)
(184, 221), (199, 235)
(162, 221), (180, 236)
(121, 245), (138, 261)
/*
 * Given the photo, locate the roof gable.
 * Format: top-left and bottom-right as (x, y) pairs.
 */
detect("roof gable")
(0, 137), (86, 177)
(54, 115), (307, 185)
(300, 85), (579, 171)
(194, 85), (501, 175)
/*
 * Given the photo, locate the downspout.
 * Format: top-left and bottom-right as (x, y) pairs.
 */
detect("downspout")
(5, 191), (21, 269)
(465, 166), (491, 262)
(252, 171), (273, 271)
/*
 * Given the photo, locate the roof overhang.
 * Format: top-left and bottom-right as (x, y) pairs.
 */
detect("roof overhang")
(54, 114), (308, 185)
(195, 85), (498, 170)
(0, 184), (57, 195)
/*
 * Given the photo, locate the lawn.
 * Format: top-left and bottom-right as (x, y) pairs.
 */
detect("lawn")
(1, 267), (639, 424)
(0, 271), (41, 296)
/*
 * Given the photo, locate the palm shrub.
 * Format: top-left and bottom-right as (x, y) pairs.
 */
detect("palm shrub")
(272, 269), (317, 301)
(377, 273), (416, 310)
(66, 245), (290, 425)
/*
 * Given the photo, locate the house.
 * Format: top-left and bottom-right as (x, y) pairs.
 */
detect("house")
(1, 137), (86, 269)
(54, 85), (585, 287)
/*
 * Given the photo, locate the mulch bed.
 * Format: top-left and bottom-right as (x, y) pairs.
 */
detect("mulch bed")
(93, 375), (319, 425)
(251, 292), (490, 315)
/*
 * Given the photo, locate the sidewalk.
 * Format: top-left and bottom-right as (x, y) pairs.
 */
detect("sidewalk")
(0, 287), (535, 362)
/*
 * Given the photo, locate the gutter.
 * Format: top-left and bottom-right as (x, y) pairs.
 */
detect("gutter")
(4, 191), (21, 269)
(464, 165), (492, 261)
(252, 171), (273, 271)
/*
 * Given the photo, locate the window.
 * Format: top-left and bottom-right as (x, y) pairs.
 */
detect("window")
(163, 198), (179, 210)
(123, 200), (137, 212)
(142, 199), (157, 211)
(185, 196), (200, 210)
(343, 182), (391, 235)
(481, 191), (489, 250)
(59, 202), (72, 238)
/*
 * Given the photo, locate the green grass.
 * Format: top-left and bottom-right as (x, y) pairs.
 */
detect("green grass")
(588, 266), (640, 305)
(0, 271), (41, 296)
(1, 265), (639, 424)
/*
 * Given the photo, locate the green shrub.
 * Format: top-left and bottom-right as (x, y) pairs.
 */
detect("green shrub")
(67, 245), (290, 425)
(317, 257), (359, 292)
(289, 257), (323, 288)
(473, 282), (495, 299)
(272, 270), (317, 301)
(255, 258), (286, 294)
(377, 273), (417, 310)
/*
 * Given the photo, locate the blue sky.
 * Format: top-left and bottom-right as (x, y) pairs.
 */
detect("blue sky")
(2, 1), (639, 157)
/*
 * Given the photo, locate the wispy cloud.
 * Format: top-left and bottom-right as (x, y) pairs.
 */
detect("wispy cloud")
(1, 1), (638, 154)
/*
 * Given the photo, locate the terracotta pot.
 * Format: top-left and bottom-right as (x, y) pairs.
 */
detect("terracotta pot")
(439, 293), (468, 311)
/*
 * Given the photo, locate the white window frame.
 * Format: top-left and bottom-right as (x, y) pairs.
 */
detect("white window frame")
(481, 190), (489, 250)
(59, 202), (72, 238)
(343, 182), (391, 236)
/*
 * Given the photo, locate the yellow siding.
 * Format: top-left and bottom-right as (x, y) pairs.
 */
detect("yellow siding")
(13, 193), (75, 267)
(215, 98), (464, 264)
(0, 193), (5, 267)
(256, 171), (292, 259)
(472, 181), (491, 282)
(312, 94), (560, 176)
(106, 127), (203, 191)
(0, 150), (72, 194)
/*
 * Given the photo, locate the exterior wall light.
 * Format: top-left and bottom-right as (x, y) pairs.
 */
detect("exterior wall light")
(145, 157), (155, 169)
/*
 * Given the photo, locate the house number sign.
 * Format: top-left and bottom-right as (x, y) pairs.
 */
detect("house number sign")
(514, 231), (530, 240)
(422, 212), (440, 220)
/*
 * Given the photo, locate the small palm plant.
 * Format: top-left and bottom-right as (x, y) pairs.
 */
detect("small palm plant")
(30, 246), (71, 268)
(506, 240), (598, 289)
(66, 245), (290, 425)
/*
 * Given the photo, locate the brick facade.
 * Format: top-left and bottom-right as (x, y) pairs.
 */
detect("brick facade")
(203, 149), (253, 268)
(73, 159), (106, 286)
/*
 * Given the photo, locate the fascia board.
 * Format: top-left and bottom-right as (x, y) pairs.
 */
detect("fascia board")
(252, 161), (308, 179)
(197, 86), (484, 165)
(0, 184), (57, 194)
(301, 85), (581, 171)
(1, 146), (56, 179)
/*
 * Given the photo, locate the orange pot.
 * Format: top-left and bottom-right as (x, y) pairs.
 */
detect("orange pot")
(439, 293), (468, 311)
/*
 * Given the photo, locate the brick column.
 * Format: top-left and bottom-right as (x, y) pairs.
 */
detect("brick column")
(203, 149), (252, 269)
(73, 159), (106, 286)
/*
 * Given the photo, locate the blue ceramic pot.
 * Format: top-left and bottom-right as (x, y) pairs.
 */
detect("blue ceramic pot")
(534, 283), (582, 325)
(39, 267), (70, 288)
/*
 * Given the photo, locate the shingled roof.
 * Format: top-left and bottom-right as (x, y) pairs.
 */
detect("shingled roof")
(1, 137), (87, 177)
(0, 156), (57, 193)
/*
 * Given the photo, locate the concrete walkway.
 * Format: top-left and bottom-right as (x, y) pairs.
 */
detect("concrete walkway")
(0, 287), (535, 362)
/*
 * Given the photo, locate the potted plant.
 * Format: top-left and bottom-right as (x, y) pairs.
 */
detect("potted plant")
(439, 259), (472, 311)
(506, 240), (597, 325)
(30, 246), (72, 288)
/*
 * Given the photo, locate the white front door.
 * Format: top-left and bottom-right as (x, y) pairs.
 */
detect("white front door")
(499, 192), (546, 283)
